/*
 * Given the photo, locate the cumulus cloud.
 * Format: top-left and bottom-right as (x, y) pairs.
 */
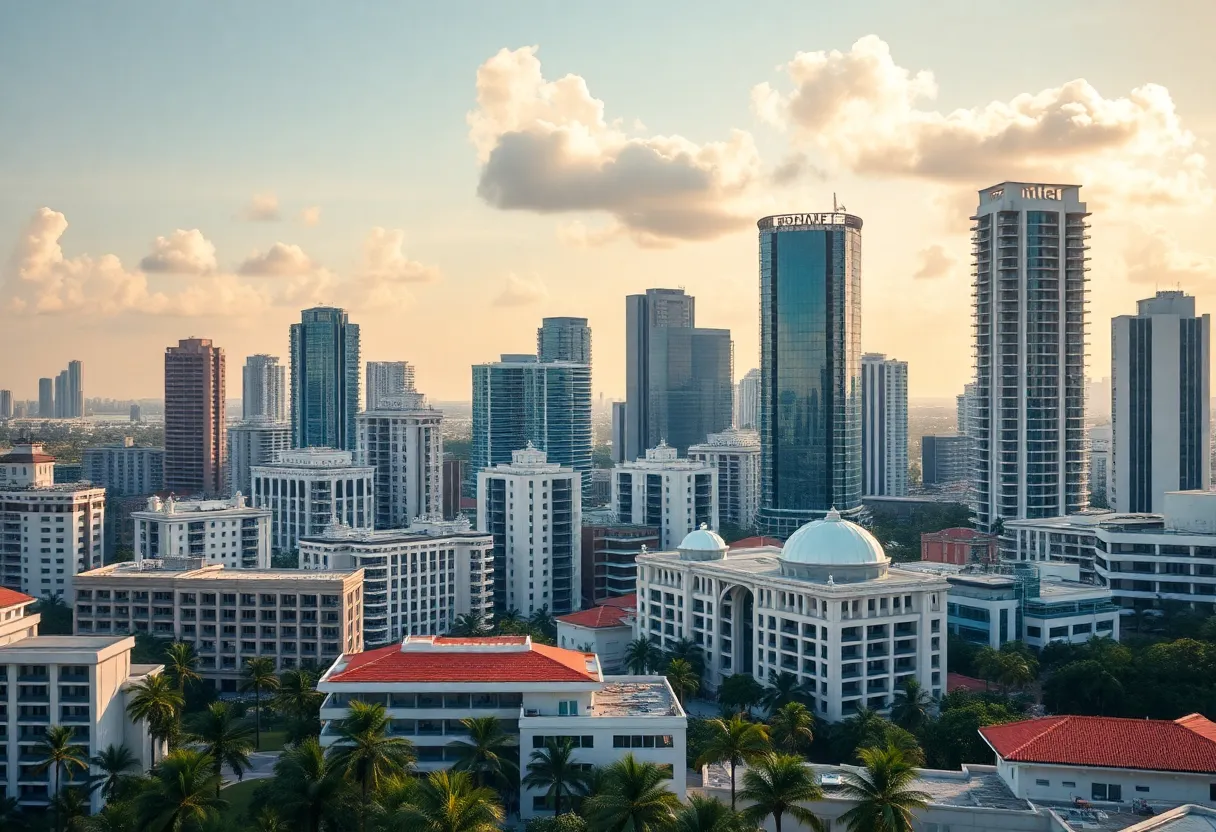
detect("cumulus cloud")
(770, 153), (822, 186)
(299, 206), (322, 226)
(468, 46), (760, 244)
(237, 243), (316, 276)
(243, 193), (282, 222)
(753, 35), (1209, 206)
(913, 244), (955, 280)
(360, 228), (440, 283)
(492, 272), (548, 307)
(139, 229), (218, 275)
(1124, 230), (1216, 288)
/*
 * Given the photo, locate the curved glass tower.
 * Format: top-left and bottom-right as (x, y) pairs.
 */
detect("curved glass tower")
(756, 213), (863, 538)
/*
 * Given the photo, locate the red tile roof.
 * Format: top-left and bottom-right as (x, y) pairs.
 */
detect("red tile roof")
(946, 672), (988, 692)
(557, 605), (633, 629)
(980, 714), (1216, 774)
(329, 637), (600, 684)
(0, 588), (36, 608)
(0, 451), (55, 464)
(601, 594), (637, 609)
(729, 536), (784, 549)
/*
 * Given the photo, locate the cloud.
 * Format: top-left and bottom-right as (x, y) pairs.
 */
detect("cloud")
(468, 46), (760, 244)
(360, 227), (440, 283)
(1124, 230), (1216, 288)
(912, 244), (955, 280)
(138, 229), (218, 275)
(753, 35), (1209, 207)
(237, 242), (316, 276)
(299, 206), (322, 227)
(770, 153), (822, 186)
(492, 272), (548, 307)
(243, 193), (282, 222)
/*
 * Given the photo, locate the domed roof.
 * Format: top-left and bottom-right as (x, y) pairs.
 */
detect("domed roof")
(781, 508), (886, 566)
(678, 523), (728, 552)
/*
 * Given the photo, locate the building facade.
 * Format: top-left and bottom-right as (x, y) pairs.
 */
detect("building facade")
(581, 523), (659, 607)
(242, 354), (287, 422)
(688, 429), (760, 529)
(131, 494), (271, 569)
(37, 378), (53, 419)
(226, 419), (292, 498)
(365, 361), (415, 412)
(611, 401), (627, 463)
(556, 595), (637, 673)
(757, 212), (864, 537)
(82, 439), (165, 496)
(0, 390), (11, 420)
(299, 517), (493, 646)
(921, 528), (998, 566)
(612, 443), (717, 550)
(735, 368), (760, 430)
(921, 435), (973, 488)
(971, 183), (1089, 533)
(291, 306), (360, 451)
(537, 317), (592, 364)
(251, 448), (375, 556)
(1111, 290), (1211, 513)
(165, 338), (226, 496)
(356, 393), (442, 529)
(1088, 424), (1111, 508)
(74, 560), (363, 692)
(861, 353), (909, 497)
(477, 445), (581, 616)
(635, 515), (948, 721)
(441, 457), (466, 520)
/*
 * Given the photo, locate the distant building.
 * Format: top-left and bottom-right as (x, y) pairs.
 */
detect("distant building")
(441, 456), (466, 520)
(242, 354), (287, 422)
(611, 401), (627, 463)
(131, 494), (271, 569)
(556, 594), (636, 672)
(252, 448), (374, 555)
(227, 419), (292, 498)
(356, 393), (442, 530)
(0, 390), (11, 419)
(734, 368), (760, 430)
(164, 337), (226, 497)
(861, 354), (909, 497)
(129, 403), (142, 422)
(1088, 424), (1111, 507)
(537, 317), (591, 364)
(581, 524), (658, 606)
(38, 377), (53, 418)
(956, 382), (977, 437)
(291, 306), (360, 451)
(612, 443), (716, 550)
(921, 435), (972, 487)
(82, 438), (165, 496)
(920, 527), (998, 566)
(12, 401), (27, 419)
(365, 361), (415, 412)
(688, 429), (760, 529)
(588, 469), (612, 507)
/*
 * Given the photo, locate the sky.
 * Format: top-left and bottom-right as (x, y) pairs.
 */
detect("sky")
(3, 1), (1216, 404)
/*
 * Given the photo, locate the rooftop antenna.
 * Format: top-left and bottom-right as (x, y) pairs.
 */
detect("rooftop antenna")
(833, 193), (837, 213)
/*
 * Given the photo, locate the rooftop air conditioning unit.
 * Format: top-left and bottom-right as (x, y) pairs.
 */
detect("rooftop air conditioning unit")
(524, 709), (540, 717)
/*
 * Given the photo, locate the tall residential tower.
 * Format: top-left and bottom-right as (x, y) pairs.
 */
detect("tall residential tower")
(537, 317), (592, 364)
(861, 353), (908, 497)
(365, 361), (415, 412)
(242, 354), (287, 422)
(164, 338), (226, 496)
(290, 307), (360, 451)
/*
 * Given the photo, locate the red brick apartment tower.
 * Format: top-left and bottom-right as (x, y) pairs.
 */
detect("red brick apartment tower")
(165, 338), (226, 496)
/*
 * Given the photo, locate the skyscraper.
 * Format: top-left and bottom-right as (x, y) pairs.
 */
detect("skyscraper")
(1111, 290), (1211, 512)
(471, 355), (592, 495)
(861, 353), (908, 497)
(365, 361), (415, 411)
(957, 382), (978, 437)
(290, 306), (360, 451)
(357, 391), (443, 529)
(242, 355), (287, 422)
(537, 317), (592, 364)
(611, 401), (627, 463)
(756, 212), (863, 537)
(735, 368), (761, 429)
(971, 183), (1089, 532)
(624, 288), (732, 458)
(0, 390), (10, 419)
(227, 419), (292, 498)
(54, 370), (67, 418)
(67, 360), (83, 418)
(37, 378), (53, 418)
(164, 338), (226, 496)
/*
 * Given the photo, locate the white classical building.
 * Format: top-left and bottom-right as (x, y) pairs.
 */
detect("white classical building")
(688, 429), (760, 529)
(355, 393), (443, 530)
(477, 445), (581, 616)
(0, 443), (106, 599)
(226, 418), (292, 498)
(635, 511), (949, 721)
(316, 635), (686, 819)
(612, 442), (717, 549)
(131, 494), (271, 569)
(299, 516), (494, 646)
(251, 448), (374, 555)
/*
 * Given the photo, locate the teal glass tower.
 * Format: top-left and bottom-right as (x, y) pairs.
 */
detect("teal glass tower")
(756, 213), (864, 538)
(290, 306), (360, 451)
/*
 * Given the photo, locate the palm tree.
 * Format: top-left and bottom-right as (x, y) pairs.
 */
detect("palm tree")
(624, 637), (662, 675)
(250, 807), (286, 832)
(164, 642), (201, 694)
(327, 700), (416, 832)
(584, 754), (681, 832)
(739, 753), (824, 832)
(240, 656), (280, 751)
(448, 716), (519, 792)
(126, 672), (184, 769)
(523, 737), (589, 817)
(37, 725), (90, 830)
(838, 744), (930, 832)
(392, 770), (505, 832)
(666, 637), (705, 676)
(675, 794), (758, 832)
(665, 658), (700, 705)
(768, 702), (815, 756)
(840, 707), (887, 757)
(135, 748), (226, 832)
(695, 715), (770, 810)
(49, 787), (90, 832)
(84, 800), (136, 832)
(889, 679), (933, 733)
(273, 668), (324, 741)
(449, 613), (487, 637)
(89, 743), (139, 802)
(494, 608), (522, 631)
(0, 796), (26, 832)
(270, 737), (347, 832)
(188, 701), (255, 795)
(529, 606), (556, 637)
(762, 672), (810, 712)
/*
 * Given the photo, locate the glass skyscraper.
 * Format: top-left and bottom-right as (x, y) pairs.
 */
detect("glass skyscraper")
(290, 307), (361, 451)
(537, 317), (592, 365)
(756, 213), (863, 538)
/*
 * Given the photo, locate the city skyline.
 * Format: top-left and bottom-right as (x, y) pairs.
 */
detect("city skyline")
(3, 3), (1215, 403)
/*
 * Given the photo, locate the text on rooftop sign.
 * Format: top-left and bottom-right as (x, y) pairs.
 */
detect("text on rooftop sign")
(772, 213), (846, 227)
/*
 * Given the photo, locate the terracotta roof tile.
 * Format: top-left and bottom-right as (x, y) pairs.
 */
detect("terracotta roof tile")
(729, 536), (784, 549)
(0, 588), (36, 608)
(557, 605), (633, 629)
(601, 594), (638, 609)
(329, 638), (600, 684)
(980, 714), (1216, 774)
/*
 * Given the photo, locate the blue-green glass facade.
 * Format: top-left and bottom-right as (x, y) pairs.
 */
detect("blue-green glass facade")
(290, 307), (360, 451)
(756, 215), (863, 538)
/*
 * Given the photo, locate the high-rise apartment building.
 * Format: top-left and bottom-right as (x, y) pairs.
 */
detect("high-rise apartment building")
(756, 212), (864, 537)
(0, 390), (11, 419)
(735, 368), (760, 430)
(365, 361), (416, 411)
(611, 401), (627, 463)
(54, 369), (67, 418)
(82, 438), (165, 495)
(861, 353), (909, 497)
(164, 338), (226, 496)
(242, 354), (287, 422)
(251, 448), (374, 555)
(290, 306), (360, 451)
(356, 392), (443, 529)
(1088, 424), (1111, 508)
(476, 445), (581, 616)
(1111, 291), (1211, 512)
(227, 419), (293, 497)
(537, 317), (592, 364)
(688, 429), (760, 529)
(68, 360), (83, 418)
(624, 288), (733, 458)
(131, 494), (271, 569)
(971, 183), (1089, 532)
(612, 442), (717, 549)
(38, 377), (53, 418)
(921, 435), (972, 488)
(957, 382), (978, 437)
(471, 355), (592, 496)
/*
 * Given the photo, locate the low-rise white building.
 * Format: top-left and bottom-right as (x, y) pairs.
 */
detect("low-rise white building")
(688, 429), (760, 529)
(132, 494), (271, 569)
(299, 516), (493, 647)
(356, 393), (443, 530)
(636, 512), (949, 721)
(252, 448), (374, 555)
(226, 419), (292, 498)
(612, 442), (717, 550)
(316, 635), (686, 819)
(556, 594), (636, 673)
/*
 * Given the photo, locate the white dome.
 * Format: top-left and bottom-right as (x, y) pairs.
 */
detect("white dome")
(781, 508), (886, 566)
(678, 523), (727, 552)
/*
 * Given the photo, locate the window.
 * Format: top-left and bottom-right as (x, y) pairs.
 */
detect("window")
(1135, 786), (1149, 793)
(1063, 781), (1076, 788)
(1091, 783), (1122, 802)
(557, 700), (578, 716)
(1036, 779), (1049, 787)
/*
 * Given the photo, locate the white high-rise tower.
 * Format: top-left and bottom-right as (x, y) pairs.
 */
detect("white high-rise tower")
(861, 354), (908, 497)
(243, 355), (287, 422)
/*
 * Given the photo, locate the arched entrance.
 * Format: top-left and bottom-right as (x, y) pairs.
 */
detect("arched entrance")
(720, 585), (755, 678)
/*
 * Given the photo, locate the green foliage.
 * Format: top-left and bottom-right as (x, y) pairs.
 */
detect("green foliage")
(838, 744), (931, 832)
(526, 812), (590, 832)
(865, 503), (971, 562)
(717, 674), (765, 714)
(945, 635), (981, 677)
(592, 444), (614, 469)
(271, 551), (300, 569)
(445, 438), (472, 461)
(33, 594), (74, 635)
(921, 692), (1021, 770)
(717, 523), (758, 545)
